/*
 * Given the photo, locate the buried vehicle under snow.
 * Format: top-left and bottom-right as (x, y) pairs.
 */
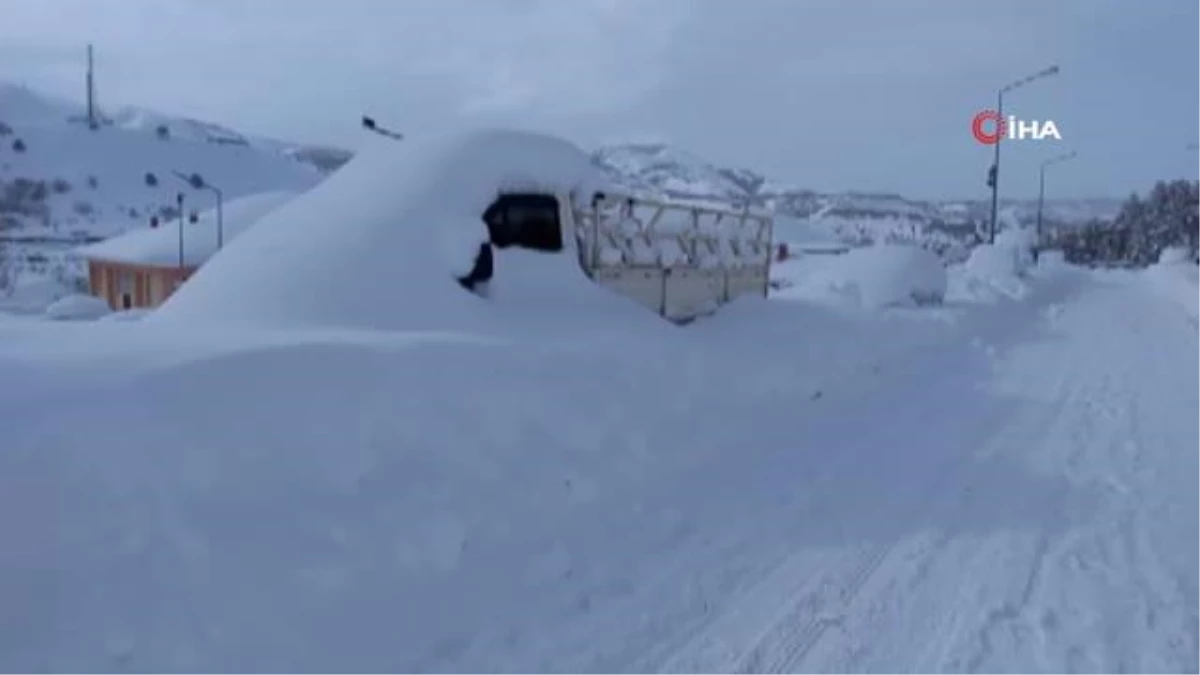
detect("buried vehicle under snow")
(152, 129), (775, 331)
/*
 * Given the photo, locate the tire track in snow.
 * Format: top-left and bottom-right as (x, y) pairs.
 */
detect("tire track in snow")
(946, 273), (1199, 673)
(651, 320), (1054, 673)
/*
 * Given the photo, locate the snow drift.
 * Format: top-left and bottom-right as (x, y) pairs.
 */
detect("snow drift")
(152, 129), (658, 334)
(773, 244), (946, 309)
(1157, 246), (1193, 265)
(43, 293), (110, 321)
(0, 285), (977, 673)
(950, 229), (1037, 302)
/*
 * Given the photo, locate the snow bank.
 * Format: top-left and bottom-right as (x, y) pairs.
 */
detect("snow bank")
(774, 244), (946, 310)
(153, 129), (656, 334)
(0, 289), (967, 672)
(43, 293), (110, 321)
(98, 308), (153, 322)
(949, 236), (1035, 302)
(1157, 246), (1193, 265)
(1143, 248), (1198, 323)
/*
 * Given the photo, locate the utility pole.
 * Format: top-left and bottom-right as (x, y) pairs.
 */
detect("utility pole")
(177, 192), (186, 272)
(86, 44), (97, 130)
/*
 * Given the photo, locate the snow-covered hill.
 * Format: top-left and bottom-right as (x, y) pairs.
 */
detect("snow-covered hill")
(0, 83), (337, 242)
(0, 83), (351, 299)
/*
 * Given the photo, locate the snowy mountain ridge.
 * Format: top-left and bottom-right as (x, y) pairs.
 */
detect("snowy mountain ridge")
(592, 141), (1122, 226)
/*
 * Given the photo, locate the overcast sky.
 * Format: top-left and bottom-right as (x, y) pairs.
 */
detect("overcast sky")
(1, 0), (1196, 199)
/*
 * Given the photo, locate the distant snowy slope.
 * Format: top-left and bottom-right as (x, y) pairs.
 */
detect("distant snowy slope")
(0, 83), (327, 241)
(0, 117), (321, 239)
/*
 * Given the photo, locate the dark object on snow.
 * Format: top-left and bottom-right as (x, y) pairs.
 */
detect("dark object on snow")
(145, 172), (158, 187)
(457, 242), (493, 292)
(361, 115), (404, 141)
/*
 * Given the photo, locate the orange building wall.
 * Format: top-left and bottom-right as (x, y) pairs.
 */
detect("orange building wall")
(87, 260), (197, 310)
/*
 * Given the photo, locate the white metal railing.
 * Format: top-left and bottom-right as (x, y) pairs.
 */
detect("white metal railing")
(572, 191), (774, 273)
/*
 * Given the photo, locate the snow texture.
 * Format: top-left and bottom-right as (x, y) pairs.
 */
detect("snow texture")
(152, 129), (660, 334)
(0, 265), (1195, 673)
(43, 293), (110, 320)
(774, 243), (947, 309)
(950, 232), (1038, 303)
(75, 191), (299, 267)
(1158, 246), (1192, 265)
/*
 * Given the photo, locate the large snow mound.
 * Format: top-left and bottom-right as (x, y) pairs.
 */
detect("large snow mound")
(774, 244), (946, 310)
(153, 129), (654, 334)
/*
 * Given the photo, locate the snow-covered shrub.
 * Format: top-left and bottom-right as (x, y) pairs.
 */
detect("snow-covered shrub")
(800, 243), (946, 309)
(11, 138), (26, 153)
(44, 293), (110, 321)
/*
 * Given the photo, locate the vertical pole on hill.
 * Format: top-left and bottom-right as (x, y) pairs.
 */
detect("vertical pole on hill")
(86, 44), (96, 130)
(988, 90), (1003, 245)
(214, 186), (225, 250)
(177, 192), (185, 272)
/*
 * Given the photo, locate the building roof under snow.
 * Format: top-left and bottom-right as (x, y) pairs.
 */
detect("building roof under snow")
(151, 128), (665, 334)
(76, 190), (299, 267)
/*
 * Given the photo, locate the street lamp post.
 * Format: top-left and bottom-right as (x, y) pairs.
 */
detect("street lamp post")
(988, 64), (1060, 244)
(173, 170), (224, 250)
(176, 192), (185, 271)
(1035, 150), (1078, 262)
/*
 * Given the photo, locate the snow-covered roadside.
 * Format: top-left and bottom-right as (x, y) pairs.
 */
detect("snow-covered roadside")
(0, 288), (964, 672)
(1141, 251), (1198, 327)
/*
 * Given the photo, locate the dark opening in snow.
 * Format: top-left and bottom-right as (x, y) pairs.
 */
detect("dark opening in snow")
(483, 193), (563, 252)
(459, 193), (565, 293)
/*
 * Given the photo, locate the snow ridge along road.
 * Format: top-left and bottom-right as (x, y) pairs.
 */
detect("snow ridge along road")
(641, 269), (1199, 673)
